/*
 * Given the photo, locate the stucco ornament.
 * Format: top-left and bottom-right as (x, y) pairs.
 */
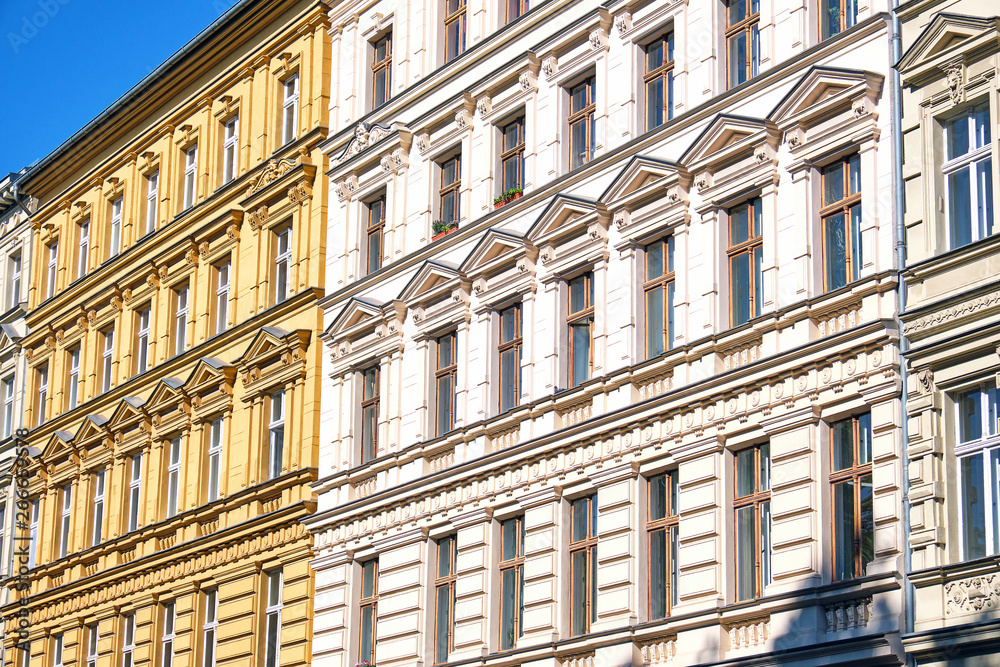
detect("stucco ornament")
(245, 158), (296, 197)
(946, 574), (1000, 614)
(944, 61), (965, 106)
(336, 122), (392, 164)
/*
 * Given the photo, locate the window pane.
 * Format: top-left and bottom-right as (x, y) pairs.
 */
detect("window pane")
(572, 323), (591, 386)
(360, 607), (374, 663)
(647, 287), (664, 358)
(833, 479), (856, 580)
(958, 387), (982, 443)
(502, 519), (517, 561)
(848, 154), (861, 195)
(571, 120), (587, 169)
(729, 33), (747, 88)
(441, 191), (456, 224)
(572, 498), (589, 542)
(947, 114), (970, 160)
(753, 245), (763, 318)
(362, 561), (376, 598)
(590, 546), (598, 622)
(500, 349), (519, 411)
(501, 567), (517, 649)
(760, 500), (771, 588)
(437, 376), (453, 434)
(736, 505), (756, 601)
(825, 212), (848, 290)
(832, 417), (854, 471)
(850, 204), (862, 282)
(667, 282), (675, 349)
(649, 475), (667, 521)
(759, 442), (770, 491)
(736, 448), (755, 496)
(858, 413), (872, 465)
(363, 405), (377, 461)
(731, 252), (750, 326)
(729, 0), (747, 24)
(822, 0), (840, 39)
(731, 204), (749, 244)
(989, 387), (1000, 437)
(859, 474), (874, 575)
(977, 158), (994, 236)
(571, 549), (588, 635)
(435, 586), (451, 662)
(647, 79), (663, 129)
(961, 454), (986, 559)
(646, 242), (663, 279)
(647, 39), (663, 70)
(438, 538), (453, 578)
(569, 276), (588, 313)
(650, 528), (667, 620)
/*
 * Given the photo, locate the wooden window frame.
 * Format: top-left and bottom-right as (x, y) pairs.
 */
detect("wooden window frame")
(647, 472), (679, 620)
(439, 155), (461, 226)
(727, 197), (763, 327)
(643, 238), (675, 359)
(643, 33), (675, 130)
(820, 154), (862, 291)
(500, 116), (525, 193)
(433, 536), (458, 664)
(359, 559), (379, 665)
(498, 304), (522, 412)
(505, 0), (529, 24)
(499, 516), (525, 650)
(435, 331), (458, 436)
(733, 443), (770, 601)
(366, 196), (386, 275)
(569, 494), (598, 636)
(725, 0), (759, 89)
(361, 365), (380, 464)
(567, 272), (595, 387)
(820, 0), (858, 40)
(372, 33), (392, 109)
(568, 77), (597, 169)
(829, 413), (874, 580)
(444, 0), (467, 63)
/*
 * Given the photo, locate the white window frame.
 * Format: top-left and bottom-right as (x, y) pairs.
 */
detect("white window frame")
(102, 328), (114, 392)
(59, 484), (72, 557)
(8, 251), (20, 310)
(203, 589), (219, 667)
(208, 419), (224, 502)
(275, 227), (292, 303)
(264, 569), (283, 667)
(175, 285), (189, 356)
(956, 382), (1000, 561)
(53, 634), (63, 667)
(184, 145), (198, 210)
(123, 614), (136, 667)
(282, 74), (300, 145)
(86, 624), (98, 667)
(162, 602), (176, 667)
(37, 365), (48, 427)
(68, 347), (80, 410)
(110, 197), (123, 257)
(78, 219), (90, 279)
(167, 436), (182, 518)
(2, 375), (13, 438)
(215, 261), (230, 334)
(27, 498), (38, 569)
(46, 241), (58, 298)
(137, 308), (151, 373)
(943, 102), (994, 249)
(268, 390), (285, 480)
(223, 117), (239, 184)
(92, 470), (105, 546)
(19, 643), (28, 667)
(146, 171), (159, 234)
(128, 453), (143, 532)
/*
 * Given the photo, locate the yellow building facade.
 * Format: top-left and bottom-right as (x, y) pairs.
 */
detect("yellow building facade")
(4, 1), (329, 666)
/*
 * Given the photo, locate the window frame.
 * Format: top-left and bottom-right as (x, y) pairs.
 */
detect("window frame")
(435, 331), (458, 437)
(59, 483), (72, 558)
(372, 32), (392, 109)
(123, 613), (136, 667)
(647, 471), (679, 620)
(222, 116), (239, 184)
(215, 260), (231, 335)
(264, 569), (283, 667)
(136, 306), (152, 375)
(52, 634), (63, 667)
(498, 303), (522, 413)
(167, 435), (182, 518)
(1, 375), (12, 437)
(943, 102), (994, 250)
(728, 197), (764, 327)
(725, 0), (760, 89)
(146, 170), (159, 235)
(36, 364), (48, 427)
(109, 196), (123, 258)
(360, 365), (380, 464)
(359, 559), (379, 665)
(444, 0), (467, 63)
(567, 271), (595, 387)
(955, 382), (1000, 561)
(275, 226), (292, 304)
(366, 196), (386, 275)
(101, 327), (114, 392)
(161, 602), (176, 667)
(568, 77), (597, 170)
(202, 589), (218, 667)
(174, 284), (189, 356)
(86, 624), (98, 667)
(820, 153), (862, 292)
(7, 250), (20, 310)
(433, 535), (458, 664)
(439, 154), (462, 228)
(78, 218), (90, 279)
(127, 453), (143, 533)
(92, 470), (106, 546)
(500, 116), (526, 194)
(505, 0), (529, 24)
(644, 237), (675, 359)
(27, 498), (39, 569)
(183, 144), (198, 210)
(820, 0), (858, 40)
(569, 494), (598, 637)
(734, 442), (771, 601)
(829, 413), (874, 581)
(499, 515), (525, 650)
(46, 241), (58, 299)
(643, 32), (675, 130)
(282, 74), (300, 145)
(268, 390), (285, 480)
(207, 418), (224, 503)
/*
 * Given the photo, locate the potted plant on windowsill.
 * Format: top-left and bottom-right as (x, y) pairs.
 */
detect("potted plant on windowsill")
(432, 219), (459, 241)
(493, 187), (524, 210)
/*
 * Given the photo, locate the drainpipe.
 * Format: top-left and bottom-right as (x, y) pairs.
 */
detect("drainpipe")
(888, 1), (914, 665)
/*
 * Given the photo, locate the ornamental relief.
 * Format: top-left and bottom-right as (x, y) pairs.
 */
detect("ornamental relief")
(946, 573), (1000, 615)
(245, 158), (297, 197)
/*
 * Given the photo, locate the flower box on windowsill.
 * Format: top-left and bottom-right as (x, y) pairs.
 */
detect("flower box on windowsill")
(432, 222), (459, 241)
(493, 189), (524, 210)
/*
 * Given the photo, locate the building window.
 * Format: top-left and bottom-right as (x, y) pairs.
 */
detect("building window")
(207, 418), (224, 502)
(109, 196), (123, 258)
(567, 272), (595, 387)
(568, 77), (596, 169)
(174, 284), (189, 356)
(102, 327), (114, 392)
(275, 226), (292, 304)
(644, 33), (675, 129)
(435, 331), (457, 437)
(27, 498), (39, 568)
(821, 0), (857, 40)
(822, 154), (862, 291)
(268, 390), (285, 480)
(434, 535), (457, 664)
(361, 366), (380, 464)
(167, 436), (182, 518)
(498, 304), (522, 412)
(505, 0), (528, 23)
(648, 472), (679, 620)
(945, 103), (994, 249)
(92, 470), (105, 546)
(161, 602), (176, 667)
(264, 570), (283, 667)
(1, 376), (12, 437)
(86, 625), (98, 667)
(500, 116), (525, 194)
(729, 197), (763, 326)
(831, 413), (873, 580)
(203, 589), (218, 667)
(282, 74), (299, 145)
(59, 483), (72, 558)
(19, 644), (29, 667)
(68, 347), (80, 411)
(444, 0), (466, 62)
(570, 495), (598, 636)
(52, 635), (63, 667)
(366, 196), (385, 275)
(439, 155), (461, 230)
(359, 559), (379, 665)
(223, 116), (238, 184)
(956, 383), (999, 560)
(726, 0), (759, 88)
(183, 145), (198, 210)
(146, 171), (159, 235)
(78, 218), (90, 279)
(46, 241), (58, 299)
(734, 443), (771, 601)
(215, 260), (231, 334)
(123, 614), (136, 667)
(372, 33), (392, 108)
(127, 453), (143, 532)
(499, 516), (525, 650)
(7, 251), (20, 309)
(36, 364), (48, 427)
(645, 238), (675, 358)
(136, 307), (152, 374)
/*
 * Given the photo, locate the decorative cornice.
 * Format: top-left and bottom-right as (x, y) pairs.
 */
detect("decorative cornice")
(903, 289), (1000, 335)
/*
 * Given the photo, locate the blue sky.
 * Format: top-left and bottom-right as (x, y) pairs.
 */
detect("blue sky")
(0, 0), (238, 177)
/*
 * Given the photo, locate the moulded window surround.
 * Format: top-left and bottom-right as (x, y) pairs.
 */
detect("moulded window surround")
(567, 272), (595, 387)
(434, 535), (458, 664)
(956, 383), (1000, 560)
(27, 498), (39, 569)
(268, 390), (285, 480)
(36, 364), (48, 427)
(568, 77), (597, 169)
(498, 303), (522, 412)
(59, 483), (72, 557)
(361, 366), (380, 464)
(102, 327), (115, 392)
(439, 155), (461, 228)
(830, 413), (874, 580)
(372, 33), (392, 109)
(570, 495), (598, 636)
(444, 0), (467, 63)
(734, 443), (771, 601)
(223, 116), (239, 184)
(264, 570), (283, 667)
(78, 218), (90, 279)
(366, 196), (386, 275)
(86, 625), (98, 667)
(729, 197), (763, 326)
(1, 375), (12, 438)
(821, 154), (862, 291)
(109, 197), (123, 258)
(146, 171), (159, 235)
(505, 0), (529, 24)
(203, 589), (219, 667)
(648, 472), (679, 619)
(499, 515), (525, 650)
(645, 238), (675, 358)
(68, 347), (80, 411)
(167, 436), (182, 518)
(275, 227), (292, 304)
(127, 453), (143, 532)
(183, 145), (198, 210)
(215, 260), (231, 335)
(92, 470), (106, 546)
(136, 307), (152, 375)
(46, 241), (58, 299)
(500, 117), (525, 194)
(174, 285), (189, 356)
(726, 0), (760, 89)
(7, 251), (20, 310)
(161, 602), (176, 667)
(435, 331), (458, 437)
(359, 559), (379, 665)
(944, 103), (994, 250)
(821, 0), (858, 40)
(644, 32), (675, 130)
(123, 614), (136, 667)
(282, 74), (300, 145)
(207, 419), (224, 502)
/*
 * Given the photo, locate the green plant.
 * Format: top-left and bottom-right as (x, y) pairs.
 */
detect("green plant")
(493, 187), (524, 205)
(432, 220), (458, 235)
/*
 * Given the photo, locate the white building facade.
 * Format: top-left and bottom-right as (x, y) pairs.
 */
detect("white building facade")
(310, 0), (907, 665)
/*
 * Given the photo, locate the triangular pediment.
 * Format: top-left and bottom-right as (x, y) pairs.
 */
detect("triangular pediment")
(326, 297), (384, 339)
(147, 378), (185, 411)
(681, 115), (768, 169)
(460, 228), (528, 275)
(108, 397), (146, 428)
(399, 261), (462, 304)
(238, 327), (290, 363)
(185, 358), (234, 390)
(75, 414), (109, 445)
(600, 156), (679, 204)
(40, 430), (76, 461)
(769, 67), (883, 125)
(898, 14), (1000, 75)
(525, 194), (601, 245)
